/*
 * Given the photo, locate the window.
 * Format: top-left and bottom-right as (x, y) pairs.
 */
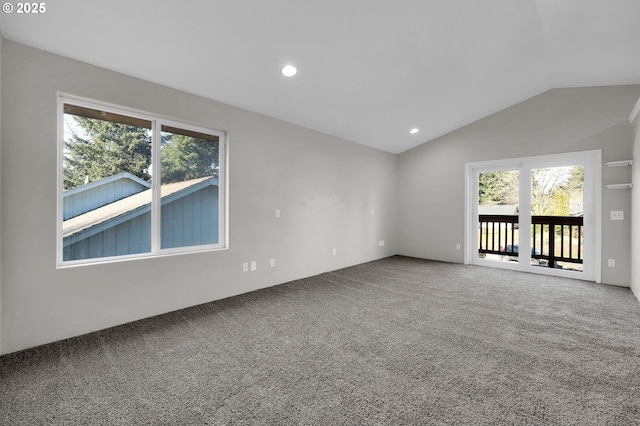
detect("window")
(58, 97), (226, 266)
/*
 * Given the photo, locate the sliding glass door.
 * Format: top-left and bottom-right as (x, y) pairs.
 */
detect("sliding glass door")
(530, 165), (584, 272)
(466, 151), (601, 282)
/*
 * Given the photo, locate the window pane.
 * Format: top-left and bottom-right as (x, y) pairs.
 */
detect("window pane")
(62, 105), (153, 261)
(160, 125), (220, 249)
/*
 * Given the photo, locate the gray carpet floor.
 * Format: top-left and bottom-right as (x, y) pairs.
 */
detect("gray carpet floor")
(1, 256), (640, 425)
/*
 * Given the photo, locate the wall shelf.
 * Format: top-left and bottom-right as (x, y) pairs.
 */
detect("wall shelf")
(605, 183), (632, 189)
(606, 160), (633, 167)
(605, 159), (633, 189)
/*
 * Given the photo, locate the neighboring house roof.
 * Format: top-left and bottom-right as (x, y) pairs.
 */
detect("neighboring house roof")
(478, 205), (518, 216)
(63, 176), (218, 242)
(63, 172), (151, 220)
(64, 172), (151, 197)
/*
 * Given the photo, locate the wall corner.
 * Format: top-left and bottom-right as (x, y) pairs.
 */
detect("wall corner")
(630, 97), (640, 302)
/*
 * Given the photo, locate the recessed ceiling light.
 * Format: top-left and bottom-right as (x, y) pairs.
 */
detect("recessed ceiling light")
(410, 128), (420, 134)
(281, 65), (297, 77)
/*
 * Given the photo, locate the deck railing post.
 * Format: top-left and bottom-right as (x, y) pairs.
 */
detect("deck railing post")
(547, 222), (555, 268)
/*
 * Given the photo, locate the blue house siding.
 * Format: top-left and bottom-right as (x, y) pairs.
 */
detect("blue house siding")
(162, 185), (219, 249)
(63, 212), (151, 261)
(63, 181), (218, 261)
(63, 172), (150, 220)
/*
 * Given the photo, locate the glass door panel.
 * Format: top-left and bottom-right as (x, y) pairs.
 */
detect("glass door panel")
(477, 170), (520, 264)
(530, 166), (584, 272)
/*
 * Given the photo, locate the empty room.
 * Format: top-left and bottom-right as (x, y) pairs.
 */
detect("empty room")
(1, 1), (640, 424)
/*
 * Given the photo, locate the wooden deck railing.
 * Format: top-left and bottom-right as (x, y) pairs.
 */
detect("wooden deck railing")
(479, 214), (583, 268)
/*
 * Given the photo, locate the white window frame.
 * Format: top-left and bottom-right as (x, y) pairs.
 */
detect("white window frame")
(57, 95), (227, 267)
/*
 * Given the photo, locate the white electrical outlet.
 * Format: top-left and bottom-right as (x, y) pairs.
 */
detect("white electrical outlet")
(242, 263), (249, 272)
(275, 209), (280, 218)
(608, 259), (616, 267)
(371, 209), (375, 215)
(332, 248), (337, 256)
(270, 258), (275, 268)
(250, 261), (257, 271)
(456, 244), (461, 250)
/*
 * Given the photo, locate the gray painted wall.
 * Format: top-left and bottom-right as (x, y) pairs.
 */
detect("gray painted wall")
(397, 86), (640, 287)
(0, 34), (3, 354)
(631, 104), (640, 299)
(0, 41), (398, 354)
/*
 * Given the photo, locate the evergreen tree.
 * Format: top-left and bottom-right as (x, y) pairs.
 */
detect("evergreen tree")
(63, 115), (151, 190)
(64, 114), (220, 190)
(161, 133), (219, 184)
(478, 171), (519, 205)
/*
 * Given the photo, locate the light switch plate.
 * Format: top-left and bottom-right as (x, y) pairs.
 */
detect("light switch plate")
(610, 211), (624, 220)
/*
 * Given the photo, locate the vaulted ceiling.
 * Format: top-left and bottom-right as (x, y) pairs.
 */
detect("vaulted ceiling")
(1, 0), (639, 153)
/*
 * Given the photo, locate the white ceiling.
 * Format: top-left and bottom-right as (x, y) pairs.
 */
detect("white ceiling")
(1, 0), (639, 153)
